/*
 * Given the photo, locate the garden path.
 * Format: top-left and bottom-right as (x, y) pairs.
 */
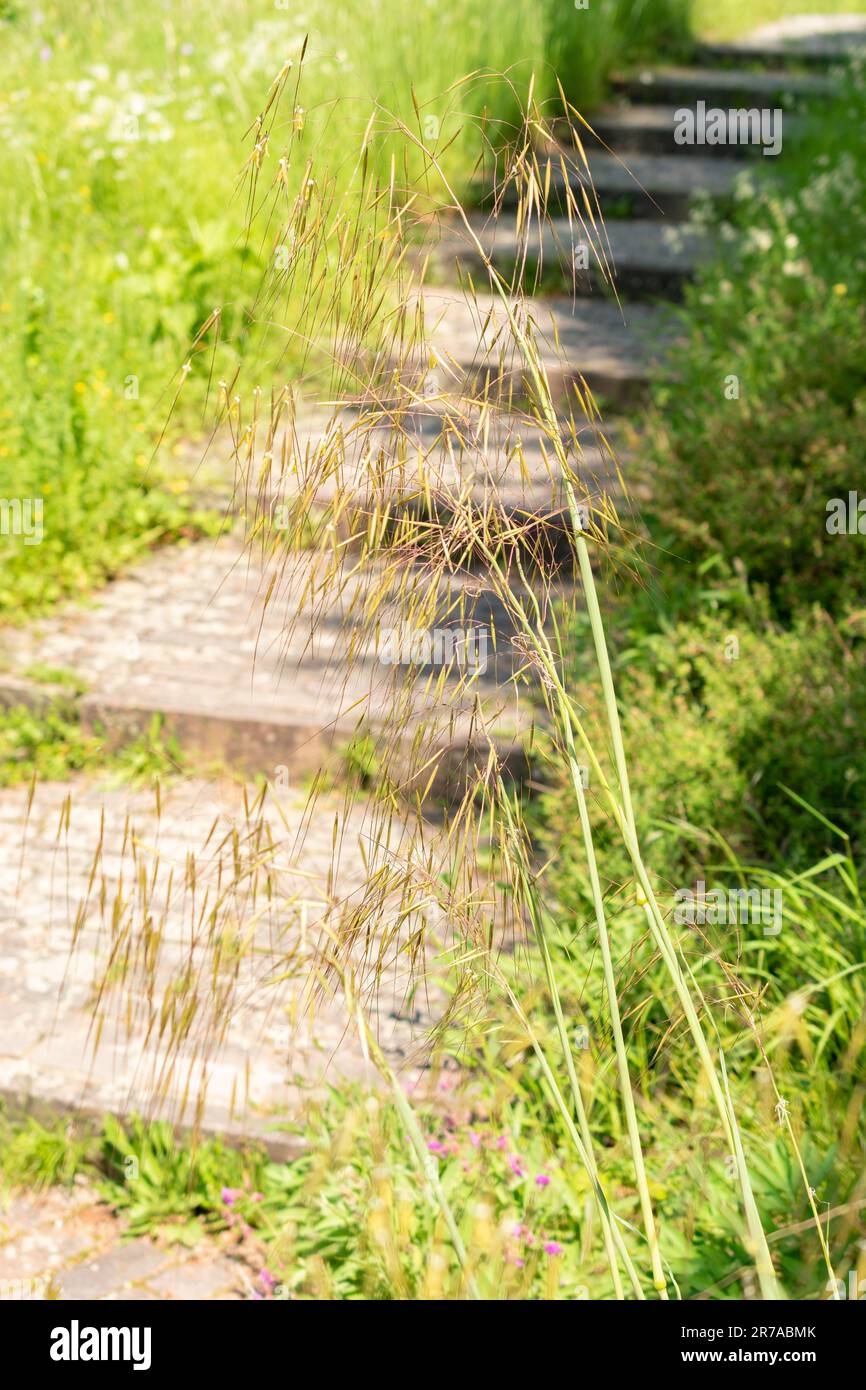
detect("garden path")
(1, 16), (861, 1298)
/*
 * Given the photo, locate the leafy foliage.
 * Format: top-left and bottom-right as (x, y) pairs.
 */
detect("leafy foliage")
(646, 71), (866, 618)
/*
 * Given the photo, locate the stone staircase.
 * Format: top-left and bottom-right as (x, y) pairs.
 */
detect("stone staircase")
(4, 19), (855, 785)
(1, 16), (863, 1147)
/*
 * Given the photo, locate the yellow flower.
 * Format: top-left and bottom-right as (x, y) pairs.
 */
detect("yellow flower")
(74, 381), (87, 395)
(834, 283), (848, 297)
(102, 311), (115, 324)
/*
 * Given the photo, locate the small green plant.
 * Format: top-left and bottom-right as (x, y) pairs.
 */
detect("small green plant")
(0, 1109), (97, 1188)
(23, 664), (89, 694)
(97, 1116), (269, 1248)
(0, 704), (187, 786)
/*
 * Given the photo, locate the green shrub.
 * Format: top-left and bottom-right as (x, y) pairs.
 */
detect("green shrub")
(649, 248), (866, 618)
(645, 68), (866, 619)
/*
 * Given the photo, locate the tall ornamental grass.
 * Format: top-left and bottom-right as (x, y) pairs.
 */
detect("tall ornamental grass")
(49, 40), (851, 1299)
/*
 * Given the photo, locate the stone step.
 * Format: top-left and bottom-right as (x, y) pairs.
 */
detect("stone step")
(0, 537), (533, 790)
(412, 288), (677, 408)
(0, 775), (442, 1150)
(697, 16), (866, 68)
(478, 149), (747, 220)
(612, 64), (836, 107)
(435, 215), (714, 300)
(585, 104), (798, 159)
(173, 400), (626, 531)
(579, 149), (744, 218)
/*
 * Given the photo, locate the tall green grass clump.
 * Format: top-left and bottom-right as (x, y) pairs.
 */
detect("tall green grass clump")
(540, 603), (866, 886)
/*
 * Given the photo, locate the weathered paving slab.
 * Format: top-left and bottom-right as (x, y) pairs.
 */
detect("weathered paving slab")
(612, 64), (837, 108)
(3, 376), (625, 779)
(0, 536), (531, 781)
(481, 149), (750, 220)
(435, 215), (714, 300)
(415, 288), (677, 407)
(585, 105), (802, 159)
(175, 399), (625, 521)
(0, 776), (441, 1150)
(0, 1185), (258, 1300)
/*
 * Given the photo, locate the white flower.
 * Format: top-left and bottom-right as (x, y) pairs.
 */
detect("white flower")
(749, 228), (773, 253)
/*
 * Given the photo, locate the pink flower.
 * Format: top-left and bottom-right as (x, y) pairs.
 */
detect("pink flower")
(508, 1155), (525, 1178)
(544, 1241), (564, 1257)
(535, 1174), (550, 1188)
(427, 1140), (446, 1155)
(496, 1136), (508, 1151)
(468, 1130), (481, 1149)
(221, 1187), (242, 1206)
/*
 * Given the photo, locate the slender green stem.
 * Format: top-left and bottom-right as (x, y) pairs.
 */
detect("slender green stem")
(353, 999), (481, 1299)
(511, 552), (666, 1294)
(499, 792), (639, 1299)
